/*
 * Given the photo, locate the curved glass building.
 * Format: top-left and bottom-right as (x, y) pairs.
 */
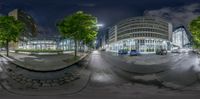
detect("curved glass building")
(107, 16), (173, 53)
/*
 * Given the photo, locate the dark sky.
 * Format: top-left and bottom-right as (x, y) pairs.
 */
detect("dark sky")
(0, 0), (200, 36)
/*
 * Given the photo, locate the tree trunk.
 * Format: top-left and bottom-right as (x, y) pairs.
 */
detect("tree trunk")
(6, 40), (9, 56)
(74, 40), (77, 57)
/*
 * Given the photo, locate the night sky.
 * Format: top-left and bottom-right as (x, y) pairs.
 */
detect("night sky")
(0, 0), (200, 36)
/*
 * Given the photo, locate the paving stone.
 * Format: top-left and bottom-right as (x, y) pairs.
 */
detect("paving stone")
(74, 76), (80, 80)
(58, 81), (65, 85)
(51, 83), (59, 87)
(64, 79), (70, 83)
(32, 80), (37, 84)
(53, 79), (59, 83)
(10, 72), (15, 76)
(59, 78), (65, 81)
(32, 83), (41, 88)
(21, 77), (27, 81)
(69, 77), (75, 81)
(42, 83), (51, 87)
(26, 78), (32, 82)
(46, 80), (52, 83)
(40, 80), (46, 84)
(25, 82), (33, 87)
(19, 80), (26, 84)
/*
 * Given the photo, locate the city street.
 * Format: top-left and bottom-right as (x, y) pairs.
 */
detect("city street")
(0, 51), (200, 99)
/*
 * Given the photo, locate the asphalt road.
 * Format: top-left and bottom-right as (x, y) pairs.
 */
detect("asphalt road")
(0, 51), (200, 99)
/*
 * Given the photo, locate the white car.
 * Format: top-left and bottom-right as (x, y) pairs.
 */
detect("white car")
(171, 49), (181, 53)
(172, 48), (191, 53)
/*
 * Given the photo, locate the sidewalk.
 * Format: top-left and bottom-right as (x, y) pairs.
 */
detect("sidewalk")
(1, 52), (89, 71)
(0, 62), (91, 95)
(0, 51), (92, 95)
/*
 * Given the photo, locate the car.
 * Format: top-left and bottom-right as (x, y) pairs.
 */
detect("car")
(171, 49), (181, 53)
(129, 50), (140, 56)
(172, 48), (191, 53)
(181, 48), (193, 53)
(101, 49), (106, 51)
(118, 49), (128, 55)
(156, 49), (167, 55)
(0, 48), (6, 51)
(192, 49), (200, 54)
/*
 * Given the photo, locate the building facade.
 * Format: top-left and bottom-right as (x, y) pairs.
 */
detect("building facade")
(8, 9), (37, 38)
(18, 37), (74, 51)
(172, 26), (192, 49)
(107, 16), (173, 53)
(96, 29), (109, 49)
(8, 9), (38, 50)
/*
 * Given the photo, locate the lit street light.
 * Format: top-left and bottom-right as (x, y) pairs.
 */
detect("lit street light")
(96, 24), (104, 27)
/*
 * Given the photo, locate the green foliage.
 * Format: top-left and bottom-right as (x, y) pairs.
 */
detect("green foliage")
(0, 16), (25, 56)
(0, 40), (5, 48)
(189, 16), (200, 48)
(57, 11), (98, 44)
(0, 16), (25, 43)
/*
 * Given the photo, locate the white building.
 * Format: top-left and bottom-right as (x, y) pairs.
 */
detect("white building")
(172, 26), (191, 49)
(107, 16), (173, 54)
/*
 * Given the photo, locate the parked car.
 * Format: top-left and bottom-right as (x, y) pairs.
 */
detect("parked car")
(129, 50), (140, 56)
(118, 49), (128, 55)
(172, 48), (191, 53)
(156, 49), (167, 55)
(171, 49), (181, 53)
(192, 49), (200, 54)
(182, 48), (193, 53)
(0, 48), (6, 51)
(101, 49), (106, 51)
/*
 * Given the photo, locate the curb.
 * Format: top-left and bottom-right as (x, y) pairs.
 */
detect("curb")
(0, 52), (90, 72)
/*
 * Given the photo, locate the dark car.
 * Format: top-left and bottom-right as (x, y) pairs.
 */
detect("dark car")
(101, 49), (106, 51)
(156, 49), (167, 55)
(118, 49), (128, 55)
(130, 50), (140, 56)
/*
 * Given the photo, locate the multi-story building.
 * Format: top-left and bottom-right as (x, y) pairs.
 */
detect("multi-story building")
(8, 9), (37, 50)
(96, 28), (109, 49)
(172, 26), (192, 49)
(107, 16), (173, 53)
(8, 9), (37, 38)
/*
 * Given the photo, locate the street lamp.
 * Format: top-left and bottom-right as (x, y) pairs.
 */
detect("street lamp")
(96, 24), (104, 27)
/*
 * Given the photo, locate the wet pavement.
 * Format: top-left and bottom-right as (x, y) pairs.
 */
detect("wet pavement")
(0, 51), (200, 99)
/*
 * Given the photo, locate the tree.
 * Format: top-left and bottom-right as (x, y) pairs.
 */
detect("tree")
(57, 11), (98, 57)
(0, 16), (25, 56)
(189, 16), (200, 48)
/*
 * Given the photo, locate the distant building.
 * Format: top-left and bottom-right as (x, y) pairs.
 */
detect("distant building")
(8, 9), (37, 38)
(96, 28), (109, 49)
(172, 26), (192, 49)
(107, 16), (173, 53)
(8, 9), (38, 50)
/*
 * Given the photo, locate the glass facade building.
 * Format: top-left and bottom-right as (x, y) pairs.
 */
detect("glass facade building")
(18, 38), (74, 51)
(172, 26), (191, 48)
(107, 16), (173, 53)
